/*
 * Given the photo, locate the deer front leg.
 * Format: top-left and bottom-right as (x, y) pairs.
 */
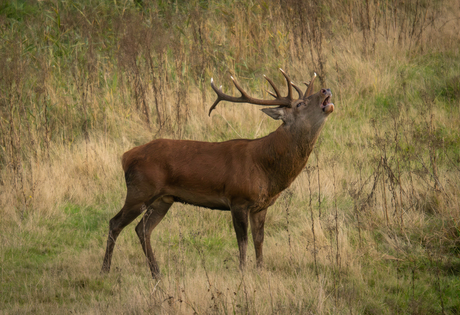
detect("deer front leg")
(231, 207), (249, 270)
(250, 208), (267, 268)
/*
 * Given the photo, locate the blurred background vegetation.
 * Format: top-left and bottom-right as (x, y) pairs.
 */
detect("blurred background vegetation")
(0, 0), (459, 313)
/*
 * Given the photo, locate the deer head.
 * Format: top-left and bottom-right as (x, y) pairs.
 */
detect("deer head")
(209, 69), (334, 141)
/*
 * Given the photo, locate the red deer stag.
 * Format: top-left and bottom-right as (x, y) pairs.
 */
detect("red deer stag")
(101, 69), (334, 278)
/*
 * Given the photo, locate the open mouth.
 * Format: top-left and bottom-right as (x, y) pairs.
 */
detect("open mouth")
(321, 96), (334, 114)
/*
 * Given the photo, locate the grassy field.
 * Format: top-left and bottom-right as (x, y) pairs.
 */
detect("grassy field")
(1, 0), (460, 313)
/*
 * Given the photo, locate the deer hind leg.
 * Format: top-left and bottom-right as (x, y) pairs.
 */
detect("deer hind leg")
(231, 207), (249, 270)
(249, 209), (268, 268)
(135, 196), (173, 279)
(101, 199), (147, 274)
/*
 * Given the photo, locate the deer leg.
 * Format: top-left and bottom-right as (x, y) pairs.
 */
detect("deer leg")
(231, 207), (249, 270)
(135, 196), (173, 279)
(101, 200), (146, 273)
(249, 209), (268, 268)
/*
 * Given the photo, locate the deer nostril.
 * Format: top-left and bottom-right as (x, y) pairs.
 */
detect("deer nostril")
(321, 89), (327, 94)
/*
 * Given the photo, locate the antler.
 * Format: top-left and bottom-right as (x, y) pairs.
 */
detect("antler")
(303, 72), (317, 100)
(208, 69), (296, 116)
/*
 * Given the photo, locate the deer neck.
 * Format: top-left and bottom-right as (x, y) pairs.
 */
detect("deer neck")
(256, 123), (323, 194)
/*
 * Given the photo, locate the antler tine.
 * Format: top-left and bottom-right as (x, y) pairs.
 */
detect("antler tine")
(266, 90), (277, 98)
(266, 71), (302, 100)
(291, 82), (303, 99)
(209, 78), (223, 115)
(230, 76), (250, 98)
(303, 72), (317, 100)
(279, 69), (293, 101)
(208, 75), (293, 116)
(263, 75), (282, 98)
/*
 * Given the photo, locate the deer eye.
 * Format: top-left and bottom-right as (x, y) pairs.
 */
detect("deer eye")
(296, 102), (304, 108)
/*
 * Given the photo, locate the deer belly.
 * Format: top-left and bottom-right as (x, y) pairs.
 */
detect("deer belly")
(172, 193), (230, 211)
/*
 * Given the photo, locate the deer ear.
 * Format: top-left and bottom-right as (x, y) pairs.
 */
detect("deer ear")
(261, 107), (285, 120)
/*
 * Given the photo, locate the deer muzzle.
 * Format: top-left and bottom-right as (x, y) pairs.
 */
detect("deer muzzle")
(320, 89), (334, 114)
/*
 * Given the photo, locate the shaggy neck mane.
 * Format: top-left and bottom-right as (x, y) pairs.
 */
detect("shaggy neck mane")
(253, 122), (323, 195)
